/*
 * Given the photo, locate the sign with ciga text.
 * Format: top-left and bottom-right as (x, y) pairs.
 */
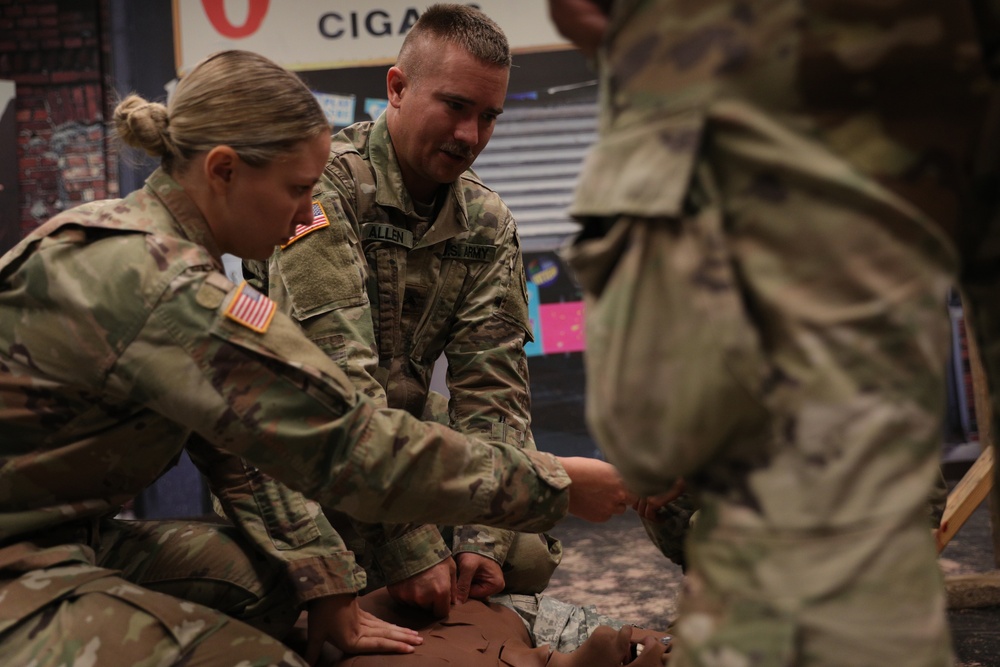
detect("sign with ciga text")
(173, 1), (570, 74)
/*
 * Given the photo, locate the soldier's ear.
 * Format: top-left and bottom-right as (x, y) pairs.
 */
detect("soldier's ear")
(203, 146), (239, 193)
(387, 66), (407, 108)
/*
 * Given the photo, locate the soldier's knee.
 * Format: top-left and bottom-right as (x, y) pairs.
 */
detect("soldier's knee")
(0, 578), (305, 667)
(502, 533), (563, 594)
(185, 618), (308, 666)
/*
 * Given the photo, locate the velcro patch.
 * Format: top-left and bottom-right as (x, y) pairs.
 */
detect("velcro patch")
(282, 201), (331, 248)
(195, 274), (228, 309)
(360, 223), (414, 248)
(224, 281), (277, 333)
(443, 241), (497, 263)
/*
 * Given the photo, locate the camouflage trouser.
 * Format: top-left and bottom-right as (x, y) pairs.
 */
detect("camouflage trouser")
(679, 514), (950, 667)
(644, 474), (942, 576)
(565, 114), (956, 664)
(0, 518), (305, 667)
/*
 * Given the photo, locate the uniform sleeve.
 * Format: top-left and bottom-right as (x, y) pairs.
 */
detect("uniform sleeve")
(354, 522), (453, 584)
(446, 213), (535, 445)
(444, 214), (537, 564)
(186, 434), (368, 605)
(105, 268), (571, 532)
(265, 166), (453, 583)
(245, 254), (380, 597)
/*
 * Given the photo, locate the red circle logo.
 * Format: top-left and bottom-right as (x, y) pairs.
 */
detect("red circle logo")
(201, 0), (270, 38)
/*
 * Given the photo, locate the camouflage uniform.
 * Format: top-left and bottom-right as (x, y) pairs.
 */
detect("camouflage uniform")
(246, 115), (561, 594)
(0, 169), (572, 665)
(563, 1), (1000, 665)
(493, 592), (632, 653)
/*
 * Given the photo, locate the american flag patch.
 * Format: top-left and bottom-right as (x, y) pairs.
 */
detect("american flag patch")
(224, 281), (277, 333)
(282, 201), (330, 247)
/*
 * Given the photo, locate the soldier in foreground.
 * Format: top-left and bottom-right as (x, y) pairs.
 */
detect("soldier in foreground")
(246, 4), (634, 618)
(0, 49), (643, 666)
(549, 1), (1000, 666)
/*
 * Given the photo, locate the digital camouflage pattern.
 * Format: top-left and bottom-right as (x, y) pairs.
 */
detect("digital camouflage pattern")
(0, 168), (572, 664)
(494, 592), (630, 653)
(246, 114), (559, 589)
(562, 1), (1000, 665)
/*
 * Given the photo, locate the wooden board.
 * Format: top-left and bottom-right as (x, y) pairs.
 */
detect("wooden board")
(963, 309), (1000, 564)
(938, 445), (994, 553)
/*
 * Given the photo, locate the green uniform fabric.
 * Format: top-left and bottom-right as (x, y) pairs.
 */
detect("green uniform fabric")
(562, 2), (1000, 665)
(0, 169), (571, 665)
(642, 493), (699, 572)
(247, 115), (560, 592)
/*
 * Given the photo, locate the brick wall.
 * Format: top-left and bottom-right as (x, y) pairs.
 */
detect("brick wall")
(0, 0), (117, 244)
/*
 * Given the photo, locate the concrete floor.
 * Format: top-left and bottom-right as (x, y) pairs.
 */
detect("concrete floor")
(543, 499), (1000, 666)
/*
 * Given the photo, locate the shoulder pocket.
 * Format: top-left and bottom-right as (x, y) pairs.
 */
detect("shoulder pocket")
(206, 286), (359, 412)
(276, 197), (368, 321)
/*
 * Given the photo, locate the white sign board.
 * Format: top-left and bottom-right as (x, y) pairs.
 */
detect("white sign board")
(173, 0), (570, 74)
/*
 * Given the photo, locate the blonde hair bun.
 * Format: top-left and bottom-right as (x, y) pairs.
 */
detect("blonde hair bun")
(113, 94), (173, 158)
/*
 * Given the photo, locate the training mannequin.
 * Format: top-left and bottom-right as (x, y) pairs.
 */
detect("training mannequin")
(330, 589), (669, 666)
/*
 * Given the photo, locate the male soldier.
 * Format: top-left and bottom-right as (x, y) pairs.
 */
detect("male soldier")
(549, 1), (1000, 666)
(246, 4), (635, 617)
(0, 48), (632, 666)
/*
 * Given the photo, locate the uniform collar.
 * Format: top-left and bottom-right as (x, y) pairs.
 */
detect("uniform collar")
(144, 168), (225, 268)
(366, 115), (470, 246)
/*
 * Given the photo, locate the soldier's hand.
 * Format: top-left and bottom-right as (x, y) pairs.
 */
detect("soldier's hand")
(548, 625), (669, 666)
(628, 630), (671, 666)
(386, 557), (456, 618)
(634, 478), (686, 522)
(304, 593), (422, 663)
(454, 552), (506, 603)
(559, 456), (638, 522)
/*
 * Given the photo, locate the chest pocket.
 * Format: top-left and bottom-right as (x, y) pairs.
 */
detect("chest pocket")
(274, 198), (368, 322)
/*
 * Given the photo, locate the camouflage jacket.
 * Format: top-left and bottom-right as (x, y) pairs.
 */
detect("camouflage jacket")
(0, 169), (570, 615)
(246, 115), (537, 583)
(563, 5), (1000, 664)
(573, 0), (997, 249)
(567, 0), (999, 524)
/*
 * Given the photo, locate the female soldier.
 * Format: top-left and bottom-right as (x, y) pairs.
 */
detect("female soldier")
(0, 50), (632, 666)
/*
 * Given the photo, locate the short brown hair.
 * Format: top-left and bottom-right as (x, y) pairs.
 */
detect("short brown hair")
(396, 4), (511, 81)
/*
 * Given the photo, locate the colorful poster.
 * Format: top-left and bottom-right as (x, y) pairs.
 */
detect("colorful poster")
(525, 281), (543, 357)
(313, 91), (356, 127)
(539, 302), (585, 354)
(364, 97), (389, 120)
(523, 250), (585, 356)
